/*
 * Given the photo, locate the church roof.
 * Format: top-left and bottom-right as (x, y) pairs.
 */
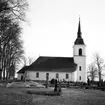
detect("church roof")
(74, 38), (85, 45)
(74, 18), (85, 45)
(17, 66), (29, 73)
(17, 56), (77, 73)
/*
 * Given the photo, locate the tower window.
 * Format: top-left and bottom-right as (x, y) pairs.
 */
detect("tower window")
(79, 76), (81, 80)
(79, 66), (81, 71)
(79, 48), (82, 56)
(66, 74), (69, 79)
(36, 72), (39, 78)
(56, 73), (59, 78)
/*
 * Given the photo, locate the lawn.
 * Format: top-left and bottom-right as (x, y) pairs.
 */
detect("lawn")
(0, 87), (105, 105)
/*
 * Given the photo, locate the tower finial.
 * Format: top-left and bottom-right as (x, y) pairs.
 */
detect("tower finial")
(79, 15), (80, 20)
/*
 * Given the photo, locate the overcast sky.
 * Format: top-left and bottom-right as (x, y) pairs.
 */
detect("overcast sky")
(22, 0), (105, 65)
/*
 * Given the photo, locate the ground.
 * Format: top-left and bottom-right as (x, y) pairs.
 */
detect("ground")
(0, 87), (105, 105)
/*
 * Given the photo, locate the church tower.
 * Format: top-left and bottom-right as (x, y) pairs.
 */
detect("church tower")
(73, 19), (87, 82)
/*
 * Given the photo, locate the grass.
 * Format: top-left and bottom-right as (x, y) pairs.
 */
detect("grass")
(0, 86), (105, 105)
(0, 87), (34, 105)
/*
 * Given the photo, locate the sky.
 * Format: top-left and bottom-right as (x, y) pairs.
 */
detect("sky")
(22, 0), (105, 66)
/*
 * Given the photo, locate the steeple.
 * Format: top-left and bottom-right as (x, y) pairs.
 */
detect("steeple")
(74, 18), (85, 45)
(77, 18), (82, 38)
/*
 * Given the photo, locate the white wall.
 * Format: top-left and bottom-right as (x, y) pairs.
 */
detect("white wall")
(73, 45), (87, 83)
(72, 70), (77, 82)
(74, 56), (86, 82)
(24, 71), (75, 81)
(17, 73), (23, 80)
(73, 45), (86, 56)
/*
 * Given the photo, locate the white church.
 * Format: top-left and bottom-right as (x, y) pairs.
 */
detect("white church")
(17, 19), (87, 83)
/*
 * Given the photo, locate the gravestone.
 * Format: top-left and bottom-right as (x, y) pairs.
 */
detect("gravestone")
(54, 79), (57, 92)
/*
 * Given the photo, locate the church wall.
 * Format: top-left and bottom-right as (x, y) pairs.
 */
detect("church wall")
(74, 56), (86, 82)
(24, 71), (74, 81)
(73, 45), (86, 56)
(27, 71), (46, 80)
(73, 43), (87, 83)
(72, 71), (77, 82)
(17, 73), (23, 80)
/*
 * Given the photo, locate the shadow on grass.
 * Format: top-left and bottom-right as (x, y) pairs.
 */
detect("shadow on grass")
(27, 90), (62, 96)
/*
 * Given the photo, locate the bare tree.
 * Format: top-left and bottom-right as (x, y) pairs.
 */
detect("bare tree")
(27, 57), (35, 65)
(1, 22), (24, 80)
(93, 53), (105, 83)
(87, 63), (97, 83)
(0, 0), (28, 80)
(21, 56), (27, 66)
(0, 0), (28, 22)
(21, 56), (35, 66)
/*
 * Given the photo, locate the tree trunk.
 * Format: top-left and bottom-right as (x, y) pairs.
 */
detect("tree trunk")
(99, 72), (101, 83)
(2, 68), (5, 80)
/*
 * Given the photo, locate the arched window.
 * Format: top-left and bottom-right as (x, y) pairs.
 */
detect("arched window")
(66, 74), (69, 79)
(79, 76), (81, 80)
(36, 72), (39, 78)
(79, 66), (81, 71)
(56, 73), (59, 78)
(46, 73), (49, 79)
(79, 48), (82, 56)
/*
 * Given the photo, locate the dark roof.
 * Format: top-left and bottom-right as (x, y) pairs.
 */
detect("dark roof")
(74, 38), (85, 45)
(17, 56), (77, 73)
(17, 66), (29, 73)
(74, 18), (85, 45)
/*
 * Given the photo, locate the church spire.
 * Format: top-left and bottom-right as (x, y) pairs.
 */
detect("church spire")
(74, 18), (85, 45)
(77, 18), (82, 38)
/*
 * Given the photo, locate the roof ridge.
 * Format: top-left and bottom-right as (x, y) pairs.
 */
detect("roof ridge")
(39, 56), (73, 58)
